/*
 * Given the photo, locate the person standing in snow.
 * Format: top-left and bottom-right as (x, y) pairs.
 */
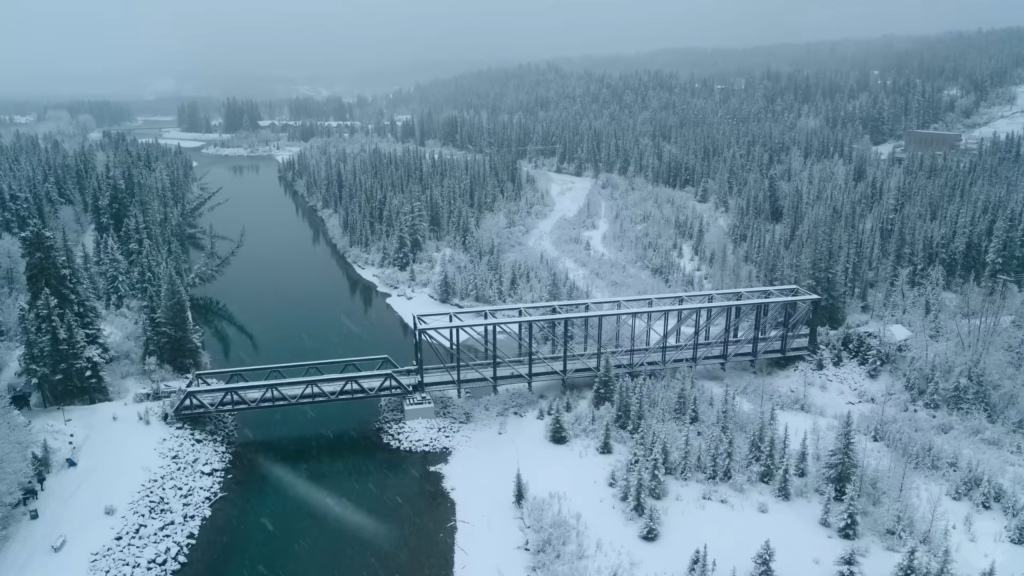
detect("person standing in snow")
(36, 473), (46, 492)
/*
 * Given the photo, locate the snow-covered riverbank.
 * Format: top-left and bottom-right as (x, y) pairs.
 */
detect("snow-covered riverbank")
(0, 402), (231, 576)
(380, 361), (1024, 576)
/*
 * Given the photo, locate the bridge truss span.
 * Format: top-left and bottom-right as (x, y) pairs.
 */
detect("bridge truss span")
(412, 286), (820, 395)
(172, 286), (819, 417)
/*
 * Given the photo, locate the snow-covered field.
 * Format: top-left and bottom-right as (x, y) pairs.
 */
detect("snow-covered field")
(968, 86), (1024, 141)
(381, 361), (1024, 576)
(203, 144), (302, 163)
(527, 172), (597, 290)
(139, 138), (205, 149)
(0, 402), (229, 576)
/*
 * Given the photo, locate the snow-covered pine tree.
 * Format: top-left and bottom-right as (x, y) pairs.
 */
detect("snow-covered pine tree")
(1006, 514), (1024, 545)
(40, 438), (52, 474)
(686, 548), (703, 576)
(614, 378), (631, 431)
(794, 431), (810, 478)
(759, 405), (779, 484)
(598, 420), (613, 454)
(930, 540), (954, 576)
(564, 394), (573, 413)
(638, 504), (660, 541)
(513, 467), (528, 508)
(747, 410), (765, 471)
(699, 544), (710, 576)
(0, 388), (33, 530)
(774, 460), (792, 501)
(153, 268), (203, 374)
(833, 547), (863, 576)
(892, 544), (921, 576)
(779, 423), (790, 466)
(823, 411), (858, 502)
(978, 560), (996, 576)
(629, 453), (648, 518)
(628, 377), (646, 434)
(592, 357), (616, 409)
(837, 496), (860, 540)
(749, 539), (776, 576)
(819, 486), (834, 527)
(678, 430), (692, 479)
(673, 379), (689, 422)
(647, 439), (666, 500)
(547, 404), (569, 445)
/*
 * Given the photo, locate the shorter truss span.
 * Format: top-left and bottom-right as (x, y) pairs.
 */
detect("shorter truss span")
(173, 286), (819, 417)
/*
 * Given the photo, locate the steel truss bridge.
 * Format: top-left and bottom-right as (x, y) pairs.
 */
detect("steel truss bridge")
(172, 286), (820, 417)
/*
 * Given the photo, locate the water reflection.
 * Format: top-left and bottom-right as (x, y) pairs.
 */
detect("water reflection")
(229, 163), (261, 177)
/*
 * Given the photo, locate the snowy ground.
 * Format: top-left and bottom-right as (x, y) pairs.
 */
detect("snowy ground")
(203, 144), (302, 163)
(380, 359), (1024, 576)
(139, 138), (205, 149)
(527, 172), (597, 290)
(0, 402), (229, 576)
(968, 86), (1024, 141)
(157, 129), (226, 142)
(873, 141), (898, 159)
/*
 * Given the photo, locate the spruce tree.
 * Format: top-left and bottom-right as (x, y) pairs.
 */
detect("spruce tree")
(834, 547), (863, 576)
(547, 404), (569, 445)
(673, 381), (689, 421)
(592, 358), (616, 409)
(1007, 514), (1024, 545)
(794, 431), (810, 478)
(819, 487), (834, 527)
(837, 496), (860, 540)
(892, 544), (921, 576)
(931, 541), (954, 576)
(978, 561), (996, 576)
(513, 468), (528, 509)
(638, 504), (660, 541)
(774, 460), (792, 501)
(40, 438), (52, 474)
(153, 269), (202, 374)
(749, 539), (776, 576)
(678, 430), (692, 479)
(760, 405), (779, 484)
(614, 379), (631, 430)
(686, 548), (703, 576)
(823, 411), (858, 502)
(597, 420), (613, 454)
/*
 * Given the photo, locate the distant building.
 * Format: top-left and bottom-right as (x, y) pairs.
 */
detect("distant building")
(903, 130), (963, 154)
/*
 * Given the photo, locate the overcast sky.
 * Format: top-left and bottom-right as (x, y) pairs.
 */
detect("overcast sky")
(2, 0), (1023, 98)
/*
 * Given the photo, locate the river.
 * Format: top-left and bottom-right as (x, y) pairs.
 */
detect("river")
(174, 150), (455, 576)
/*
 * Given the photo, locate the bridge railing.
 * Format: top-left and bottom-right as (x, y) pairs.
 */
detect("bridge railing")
(186, 355), (400, 388)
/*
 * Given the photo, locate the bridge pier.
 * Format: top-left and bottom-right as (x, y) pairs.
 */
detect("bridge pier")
(403, 393), (435, 421)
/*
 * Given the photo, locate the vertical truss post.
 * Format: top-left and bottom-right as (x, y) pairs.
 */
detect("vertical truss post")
(596, 316), (604, 370)
(693, 305), (701, 363)
(733, 306), (741, 338)
(629, 313), (637, 368)
(483, 311), (489, 362)
(704, 294), (713, 341)
(527, 322), (534, 390)
(809, 300), (820, 353)
(456, 326), (462, 397)
(562, 318), (569, 379)
(646, 299), (653, 347)
(781, 302), (792, 355)
(414, 316), (424, 392)
(583, 303), (590, 353)
(675, 309), (682, 344)
(752, 304), (762, 358)
(723, 307), (732, 359)
(448, 313), (454, 363)
(492, 323), (498, 394)
(661, 311), (669, 366)
(517, 310), (523, 358)
(614, 302), (621, 350)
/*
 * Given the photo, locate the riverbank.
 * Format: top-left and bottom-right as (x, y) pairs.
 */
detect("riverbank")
(0, 401), (231, 576)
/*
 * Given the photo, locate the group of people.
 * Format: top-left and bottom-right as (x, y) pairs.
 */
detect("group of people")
(21, 473), (46, 506)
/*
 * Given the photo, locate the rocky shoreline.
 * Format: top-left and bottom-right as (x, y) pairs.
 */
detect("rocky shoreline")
(88, 416), (233, 576)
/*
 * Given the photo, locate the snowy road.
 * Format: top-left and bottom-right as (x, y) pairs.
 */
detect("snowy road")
(528, 172), (602, 292)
